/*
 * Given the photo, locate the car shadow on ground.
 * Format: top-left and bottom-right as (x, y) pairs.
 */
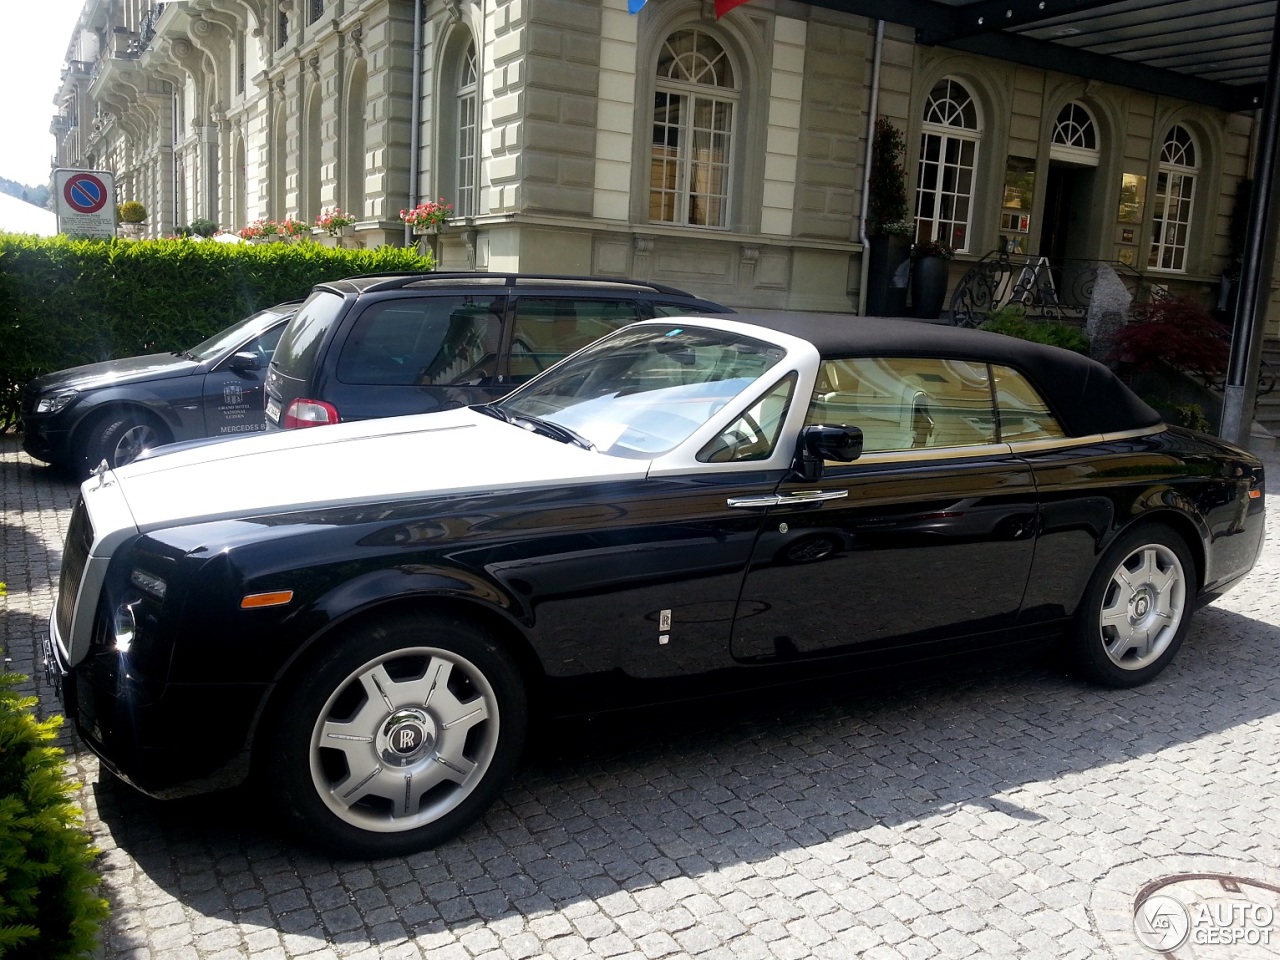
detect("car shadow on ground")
(92, 602), (1280, 954)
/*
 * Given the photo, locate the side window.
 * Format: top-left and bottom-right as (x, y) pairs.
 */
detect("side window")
(651, 301), (729, 318)
(336, 298), (502, 386)
(509, 299), (641, 383)
(699, 374), (795, 463)
(244, 325), (285, 365)
(805, 357), (997, 454)
(992, 365), (1064, 441)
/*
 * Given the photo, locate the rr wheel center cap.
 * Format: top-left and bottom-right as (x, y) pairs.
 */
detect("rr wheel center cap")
(377, 708), (437, 766)
(1131, 589), (1153, 620)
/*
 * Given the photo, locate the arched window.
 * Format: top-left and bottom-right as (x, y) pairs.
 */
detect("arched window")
(1050, 101), (1099, 165)
(437, 32), (479, 219)
(1149, 125), (1197, 272)
(303, 83), (322, 221)
(233, 135), (246, 228)
(270, 102), (286, 219)
(344, 61), (368, 218)
(914, 77), (980, 252)
(650, 28), (737, 228)
(456, 43), (478, 218)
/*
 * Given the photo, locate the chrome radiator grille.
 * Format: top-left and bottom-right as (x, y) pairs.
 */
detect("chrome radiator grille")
(55, 497), (93, 641)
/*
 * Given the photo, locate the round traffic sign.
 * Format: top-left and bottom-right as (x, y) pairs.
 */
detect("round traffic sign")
(63, 173), (109, 214)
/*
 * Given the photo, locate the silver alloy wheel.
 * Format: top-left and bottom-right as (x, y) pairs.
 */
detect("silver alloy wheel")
(308, 646), (501, 834)
(111, 422), (161, 466)
(1098, 542), (1187, 670)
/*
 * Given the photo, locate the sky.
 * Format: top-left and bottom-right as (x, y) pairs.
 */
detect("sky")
(2, 0), (87, 188)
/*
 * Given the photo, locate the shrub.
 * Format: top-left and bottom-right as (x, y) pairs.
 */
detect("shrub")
(0, 235), (433, 429)
(1111, 296), (1229, 376)
(187, 218), (219, 238)
(867, 118), (911, 236)
(0, 668), (109, 959)
(116, 201), (146, 224)
(980, 305), (1091, 355)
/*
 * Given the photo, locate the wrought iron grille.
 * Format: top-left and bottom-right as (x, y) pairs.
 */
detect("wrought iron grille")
(948, 252), (1168, 329)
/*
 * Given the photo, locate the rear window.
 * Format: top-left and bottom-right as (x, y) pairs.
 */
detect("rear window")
(272, 291), (346, 378)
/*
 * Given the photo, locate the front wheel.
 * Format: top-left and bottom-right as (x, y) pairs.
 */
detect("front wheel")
(80, 412), (166, 477)
(268, 612), (527, 858)
(1071, 524), (1195, 688)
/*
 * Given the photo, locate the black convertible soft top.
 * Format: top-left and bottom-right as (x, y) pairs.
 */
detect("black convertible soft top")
(722, 312), (1162, 439)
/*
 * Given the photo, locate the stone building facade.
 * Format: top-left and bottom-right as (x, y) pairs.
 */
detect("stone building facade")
(52, 0), (1266, 318)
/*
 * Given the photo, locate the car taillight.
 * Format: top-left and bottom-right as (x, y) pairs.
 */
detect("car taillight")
(283, 399), (340, 429)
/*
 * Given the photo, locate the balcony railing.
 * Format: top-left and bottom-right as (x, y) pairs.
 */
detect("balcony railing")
(138, 4), (167, 52)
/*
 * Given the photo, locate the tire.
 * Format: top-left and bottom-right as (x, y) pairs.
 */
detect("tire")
(80, 412), (167, 477)
(267, 612), (527, 858)
(1070, 524), (1195, 688)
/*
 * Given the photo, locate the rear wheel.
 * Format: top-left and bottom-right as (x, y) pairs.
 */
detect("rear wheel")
(268, 612), (526, 858)
(1071, 524), (1195, 687)
(80, 412), (167, 476)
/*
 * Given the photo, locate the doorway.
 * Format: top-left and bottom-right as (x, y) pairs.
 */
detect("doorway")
(1039, 161), (1098, 262)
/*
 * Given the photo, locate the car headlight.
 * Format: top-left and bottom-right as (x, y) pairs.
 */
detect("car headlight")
(112, 601), (137, 653)
(35, 391), (78, 415)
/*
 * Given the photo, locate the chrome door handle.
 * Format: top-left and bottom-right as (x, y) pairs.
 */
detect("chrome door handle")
(727, 490), (849, 508)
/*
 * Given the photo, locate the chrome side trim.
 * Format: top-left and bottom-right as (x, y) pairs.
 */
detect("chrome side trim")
(1006, 424), (1166, 455)
(727, 489), (850, 508)
(814, 426), (1167, 467)
(727, 495), (783, 508)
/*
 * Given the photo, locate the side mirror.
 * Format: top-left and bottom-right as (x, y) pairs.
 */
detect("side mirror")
(793, 424), (863, 481)
(228, 350), (261, 372)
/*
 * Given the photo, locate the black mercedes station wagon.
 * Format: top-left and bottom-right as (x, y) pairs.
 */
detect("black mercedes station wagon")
(46, 313), (1264, 858)
(22, 303), (299, 477)
(264, 273), (732, 429)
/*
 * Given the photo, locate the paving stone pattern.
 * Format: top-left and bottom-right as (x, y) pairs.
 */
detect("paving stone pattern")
(4, 432), (1280, 960)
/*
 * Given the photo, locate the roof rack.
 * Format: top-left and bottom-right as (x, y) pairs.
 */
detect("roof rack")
(335, 272), (702, 298)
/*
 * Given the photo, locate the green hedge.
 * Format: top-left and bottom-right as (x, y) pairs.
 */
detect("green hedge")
(0, 668), (109, 959)
(0, 235), (432, 429)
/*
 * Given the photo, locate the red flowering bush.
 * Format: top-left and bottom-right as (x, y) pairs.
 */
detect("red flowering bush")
(400, 199), (453, 229)
(1112, 296), (1229, 376)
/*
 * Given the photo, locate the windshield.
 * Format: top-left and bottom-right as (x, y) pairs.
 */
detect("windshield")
(187, 306), (290, 362)
(497, 323), (786, 458)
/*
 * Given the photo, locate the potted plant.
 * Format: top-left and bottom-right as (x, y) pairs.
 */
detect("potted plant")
(277, 216), (309, 241)
(239, 219), (274, 242)
(865, 118), (913, 316)
(910, 238), (954, 320)
(187, 217), (219, 238)
(116, 200), (147, 238)
(315, 207), (356, 238)
(400, 198), (453, 235)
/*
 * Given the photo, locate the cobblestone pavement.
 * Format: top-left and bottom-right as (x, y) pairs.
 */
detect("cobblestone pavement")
(5, 431), (1280, 960)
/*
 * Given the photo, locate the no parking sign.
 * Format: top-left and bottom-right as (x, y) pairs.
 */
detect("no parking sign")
(54, 168), (116, 238)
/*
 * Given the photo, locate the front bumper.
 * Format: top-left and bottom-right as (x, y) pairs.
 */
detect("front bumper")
(43, 618), (75, 717)
(21, 415), (73, 465)
(46, 613), (267, 799)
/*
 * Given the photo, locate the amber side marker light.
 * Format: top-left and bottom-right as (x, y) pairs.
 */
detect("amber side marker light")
(1249, 489), (1262, 499)
(241, 591), (295, 609)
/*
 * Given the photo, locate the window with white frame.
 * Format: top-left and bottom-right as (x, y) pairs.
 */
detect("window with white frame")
(650, 29), (737, 229)
(456, 43), (478, 218)
(915, 78), (981, 252)
(1050, 101), (1099, 166)
(1149, 125), (1197, 272)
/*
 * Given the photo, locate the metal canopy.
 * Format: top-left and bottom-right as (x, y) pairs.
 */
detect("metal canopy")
(807, 0), (1276, 111)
